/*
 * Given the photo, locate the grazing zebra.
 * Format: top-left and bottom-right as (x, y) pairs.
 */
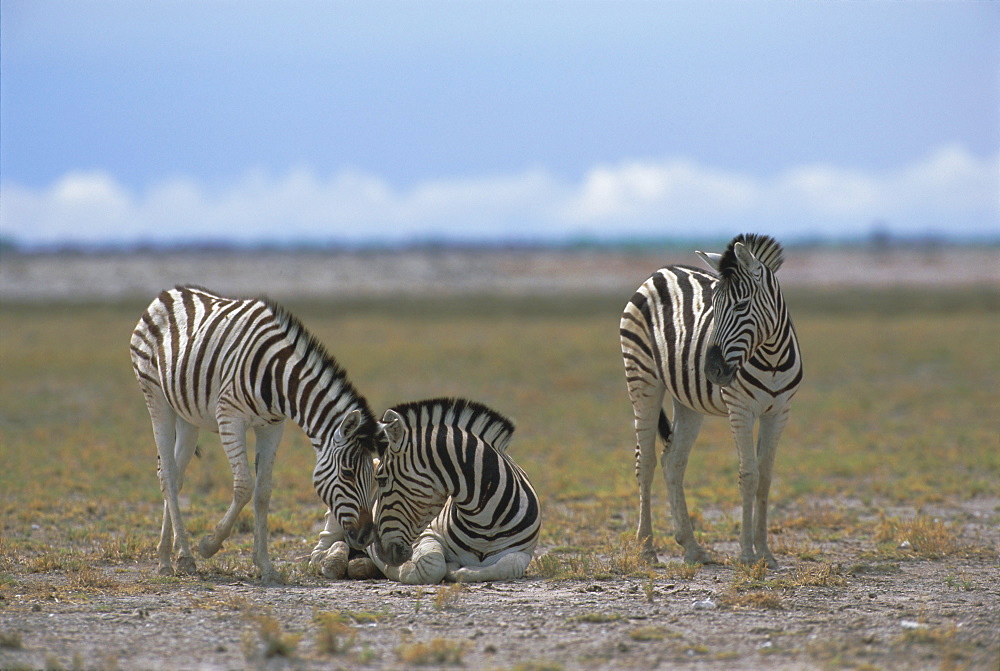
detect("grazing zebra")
(365, 398), (540, 584)
(130, 285), (383, 584)
(621, 234), (802, 568)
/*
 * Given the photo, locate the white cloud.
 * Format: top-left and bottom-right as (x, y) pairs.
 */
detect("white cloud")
(2, 145), (996, 247)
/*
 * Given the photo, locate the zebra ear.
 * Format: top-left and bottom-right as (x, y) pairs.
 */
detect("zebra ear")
(695, 251), (723, 273)
(733, 242), (763, 280)
(380, 410), (406, 453)
(335, 409), (364, 444)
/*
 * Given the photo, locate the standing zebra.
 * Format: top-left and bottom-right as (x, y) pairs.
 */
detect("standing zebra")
(621, 234), (802, 568)
(130, 285), (383, 584)
(366, 398), (540, 584)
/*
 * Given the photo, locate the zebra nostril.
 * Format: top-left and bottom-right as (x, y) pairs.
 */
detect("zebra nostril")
(705, 345), (737, 386)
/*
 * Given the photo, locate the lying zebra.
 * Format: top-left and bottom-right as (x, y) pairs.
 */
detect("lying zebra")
(362, 397), (541, 584)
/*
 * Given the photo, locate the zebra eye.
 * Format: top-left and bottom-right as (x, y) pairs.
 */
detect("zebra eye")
(341, 466), (355, 480)
(376, 475), (389, 489)
(734, 299), (751, 311)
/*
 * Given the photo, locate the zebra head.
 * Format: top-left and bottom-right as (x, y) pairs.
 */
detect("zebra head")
(313, 409), (382, 551)
(371, 408), (448, 567)
(697, 234), (785, 387)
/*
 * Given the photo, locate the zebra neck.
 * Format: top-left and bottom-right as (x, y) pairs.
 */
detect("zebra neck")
(281, 356), (363, 448)
(753, 311), (798, 368)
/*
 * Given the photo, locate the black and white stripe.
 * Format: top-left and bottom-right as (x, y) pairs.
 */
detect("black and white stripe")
(621, 234), (802, 568)
(369, 398), (540, 584)
(130, 285), (382, 583)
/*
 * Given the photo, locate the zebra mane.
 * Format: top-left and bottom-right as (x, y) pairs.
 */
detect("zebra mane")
(390, 397), (516, 454)
(258, 294), (379, 438)
(717, 233), (784, 279)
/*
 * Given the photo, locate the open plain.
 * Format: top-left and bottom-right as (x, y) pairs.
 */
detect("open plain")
(1, 246), (998, 670)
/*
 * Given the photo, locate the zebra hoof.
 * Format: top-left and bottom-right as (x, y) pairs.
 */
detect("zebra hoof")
(175, 555), (197, 575)
(738, 553), (778, 570)
(684, 547), (716, 565)
(347, 557), (382, 580)
(319, 541), (349, 579)
(259, 569), (283, 586)
(198, 536), (221, 559)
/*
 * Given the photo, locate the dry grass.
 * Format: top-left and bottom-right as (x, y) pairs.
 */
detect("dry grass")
(873, 514), (965, 558)
(531, 535), (651, 580)
(243, 609), (301, 660)
(433, 582), (465, 610)
(0, 291), (996, 601)
(395, 636), (467, 665)
(629, 625), (679, 642)
(312, 610), (357, 655)
(0, 288), (996, 671)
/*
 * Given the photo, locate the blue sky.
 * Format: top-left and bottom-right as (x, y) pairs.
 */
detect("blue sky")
(1, 1), (997, 246)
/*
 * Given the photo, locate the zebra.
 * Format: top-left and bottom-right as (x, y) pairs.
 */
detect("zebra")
(620, 233), (802, 568)
(363, 397), (540, 584)
(130, 285), (383, 584)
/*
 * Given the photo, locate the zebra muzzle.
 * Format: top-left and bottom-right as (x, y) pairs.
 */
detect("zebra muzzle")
(705, 344), (737, 386)
(344, 510), (376, 550)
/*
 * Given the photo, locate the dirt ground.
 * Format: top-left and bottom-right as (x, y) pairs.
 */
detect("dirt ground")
(2, 498), (997, 671)
(1, 248), (997, 669)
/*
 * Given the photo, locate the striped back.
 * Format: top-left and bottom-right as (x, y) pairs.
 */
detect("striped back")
(372, 398), (539, 565)
(130, 285), (381, 538)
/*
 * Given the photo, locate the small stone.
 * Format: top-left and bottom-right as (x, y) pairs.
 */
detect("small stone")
(692, 599), (716, 610)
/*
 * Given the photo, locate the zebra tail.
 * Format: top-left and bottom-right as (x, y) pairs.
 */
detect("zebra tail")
(657, 410), (672, 446)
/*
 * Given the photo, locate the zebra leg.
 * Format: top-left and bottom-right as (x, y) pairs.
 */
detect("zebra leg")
(728, 406), (760, 566)
(199, 410), (252, 561)
(249, 422), (285, 585)
(317, 540), (351, 579)
(158, 501), (172, 575)
(753, 409), (790, 569)
(144, 388), (196, 575)
(447, 551), (532, 583)
(309, 509), (348, 576)
(400, 534), (448, 584)
(628, 380), (666, 563)
(169, 418), (200, 574)
(662, 400), (713, 564)
(372, 533), (447, 585)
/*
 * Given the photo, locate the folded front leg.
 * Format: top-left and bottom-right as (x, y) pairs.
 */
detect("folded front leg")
(447, 551), (532, 583)
(309, 509), (349, 579)
(369, 533), (447, 584)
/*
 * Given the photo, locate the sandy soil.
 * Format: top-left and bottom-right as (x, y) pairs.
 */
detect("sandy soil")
(2, 498), (997, 670)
